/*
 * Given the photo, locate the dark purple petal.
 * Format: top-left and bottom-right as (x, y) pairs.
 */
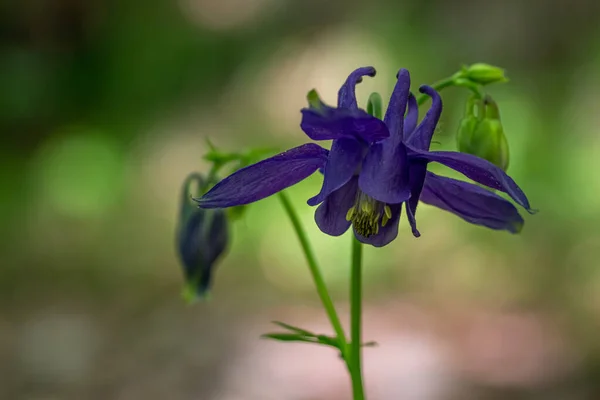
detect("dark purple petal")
(314, 177), (358, 236)
(358, 141), (411, 204)
(300, 106), (389, 143)
(403, 93), (418, 139)
(308, 138), (365, 206)
(420, 172), (525, 233)
(383, 69), (411, 139)
(195, 144), (328, 208)
(353, 203), (402, 247)
(404, 161), (428, 237)
(357, 69), (412, 204)
(405, 202), (418, 237)
(337, 67), (376, 109)
(405, 85), (442, 151)
(408, 147), (534, 212)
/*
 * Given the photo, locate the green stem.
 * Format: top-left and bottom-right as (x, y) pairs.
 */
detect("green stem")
(416, 76), (455, 106)
(350, 237), (365, 400)
(278, 192), (349, 360)
(416, 75), (483, 106)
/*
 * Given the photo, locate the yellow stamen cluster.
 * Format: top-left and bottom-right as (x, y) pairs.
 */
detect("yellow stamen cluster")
(345, 192), (393, 237)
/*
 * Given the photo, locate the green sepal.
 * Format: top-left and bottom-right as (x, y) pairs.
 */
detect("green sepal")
(366, 92), (383, 119)
(306, 89), (327, 112)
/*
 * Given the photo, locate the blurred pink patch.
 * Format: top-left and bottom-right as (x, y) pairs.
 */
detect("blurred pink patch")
(215, 301), (580, 399)
(444, 307), (579, 388)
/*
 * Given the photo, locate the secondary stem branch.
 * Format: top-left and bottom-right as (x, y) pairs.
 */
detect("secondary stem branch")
(278, 192), (349, 360)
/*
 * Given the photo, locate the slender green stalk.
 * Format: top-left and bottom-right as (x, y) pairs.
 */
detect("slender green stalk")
(416, 77), (455, 106)
(350, 237), (365, 400)
(416, 75), (483, 106)
(278, 192), (349, 360)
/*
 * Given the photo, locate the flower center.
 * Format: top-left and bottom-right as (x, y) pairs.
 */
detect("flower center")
(345, 191), (392, 238)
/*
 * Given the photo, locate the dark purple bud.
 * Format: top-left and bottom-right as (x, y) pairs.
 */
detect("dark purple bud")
(177, 173), (229, 301)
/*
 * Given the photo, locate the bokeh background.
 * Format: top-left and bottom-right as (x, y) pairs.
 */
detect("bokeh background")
(2, 0), (600, 399)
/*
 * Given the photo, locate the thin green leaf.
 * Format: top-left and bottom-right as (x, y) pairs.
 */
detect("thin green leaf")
(316, 335), (340, 348)
(261, 333), (318, 343)
(271, 321), (316, 337)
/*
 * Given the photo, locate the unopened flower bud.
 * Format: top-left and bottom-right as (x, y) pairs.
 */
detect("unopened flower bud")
(461, 63), (508, 85)
(457, 96), (509, 171)
(456, 96), (481, 154)
(177, 173), (229, 301)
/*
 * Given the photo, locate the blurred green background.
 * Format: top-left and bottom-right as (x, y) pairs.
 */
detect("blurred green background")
(2, 0), (600, 399)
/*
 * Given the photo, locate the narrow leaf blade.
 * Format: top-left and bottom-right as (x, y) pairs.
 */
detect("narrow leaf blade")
(261, 333), (317, 343)
(272, 321), (316, 336)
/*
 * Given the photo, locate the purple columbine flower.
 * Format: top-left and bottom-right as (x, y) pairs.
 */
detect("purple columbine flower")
(195, 67), (533, 247)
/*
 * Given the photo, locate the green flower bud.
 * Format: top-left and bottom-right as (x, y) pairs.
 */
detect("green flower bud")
(461, 63), (508, 85)
(456, 96), (481, 155)
(456, 95), (510, 171)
